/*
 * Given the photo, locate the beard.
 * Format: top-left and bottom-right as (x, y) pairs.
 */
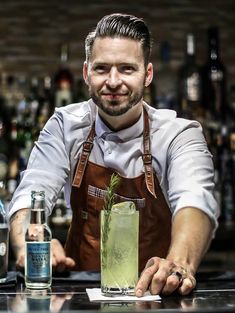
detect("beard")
(89, 85), (145, 116)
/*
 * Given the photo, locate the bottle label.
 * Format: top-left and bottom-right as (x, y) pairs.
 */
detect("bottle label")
(0, 242), (6, 256)
(186, 73), (200, 101)
(26, 242), (51, 278)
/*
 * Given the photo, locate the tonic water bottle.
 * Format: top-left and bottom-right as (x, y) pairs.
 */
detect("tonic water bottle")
(25, 191), (52, 289)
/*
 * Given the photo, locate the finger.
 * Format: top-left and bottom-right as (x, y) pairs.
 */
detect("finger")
(64, 257), (76, 269)
(178, 276), (196, 295)
(51, 239), (67, 266)
(52, 249), (76, 271)
(149, 259), (175, 295)
(51, 239), (75, 271)
(162, 273), (182, 295)
(135, 257), (161, 297)
(54, 257), (76, 273)
(54, 261), (67, 273)
(53, 256), (72, 271)
(52, 250), (66, 267)
(16, 255), (25, 269)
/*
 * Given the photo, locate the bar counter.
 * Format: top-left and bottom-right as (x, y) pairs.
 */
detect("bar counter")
(1, 271), (235, 312)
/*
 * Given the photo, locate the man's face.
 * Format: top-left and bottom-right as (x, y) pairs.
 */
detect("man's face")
(84, 37), (153, 116)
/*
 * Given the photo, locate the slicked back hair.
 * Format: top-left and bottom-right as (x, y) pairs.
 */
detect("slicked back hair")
(85, 13), (152, 67)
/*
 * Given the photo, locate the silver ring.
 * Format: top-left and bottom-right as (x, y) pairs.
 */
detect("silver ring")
(170, 271), (183, 280)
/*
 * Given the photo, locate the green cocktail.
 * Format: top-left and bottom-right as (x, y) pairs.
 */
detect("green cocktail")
(101, 201), (139, 295)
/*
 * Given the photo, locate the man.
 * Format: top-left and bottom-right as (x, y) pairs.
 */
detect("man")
(8, 13), (219, 296)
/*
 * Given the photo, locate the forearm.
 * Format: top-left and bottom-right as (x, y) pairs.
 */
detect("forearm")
(10, 209), (30, 259)
(166, 207), (214, 275)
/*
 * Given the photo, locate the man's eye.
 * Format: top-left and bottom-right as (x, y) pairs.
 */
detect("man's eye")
(94, 66), (107, 73)
(121, 66), (135, 73)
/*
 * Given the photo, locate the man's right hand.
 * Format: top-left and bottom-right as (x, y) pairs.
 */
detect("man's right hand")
(11, 209), (76, 273)
(16, 239), (76, 272)
(51, 238), (76, 272)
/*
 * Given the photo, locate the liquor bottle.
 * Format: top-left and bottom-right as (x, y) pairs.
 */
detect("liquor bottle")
(156, 41), (178, 111)
(25, 191), (52, 289)
(178, 34), (202, 119)
(0, 74), (23, 118)
(27, 77), (41, 128)
(218, 125), (234, 224)
(202, 27), (226, 122)
(231, 128), (235, 219)
(54, 44), (74, 107)
(49, 191), (67, 227)
(0, 96), (11, 183)
(36, 76), (54, 135)
(0, 198), (9, 283)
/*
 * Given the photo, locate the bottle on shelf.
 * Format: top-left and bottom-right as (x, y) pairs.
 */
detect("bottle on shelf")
(178, 33), (203, 120)
(25, 191), (52, 289)
(156, 41), (178, 111)
(54, 44), (74, 108)
(217, 125), (234, 224)
(202, 26), (227, 123)
(0, 197), (9, 283)
(0, 96), (11, 184)
(37, 76), (54, 131)
(231, 128), (235, 217)
(49, 190), (67, 227)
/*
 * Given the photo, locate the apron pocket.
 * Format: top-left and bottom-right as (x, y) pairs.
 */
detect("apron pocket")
(86, 184), (146, 238)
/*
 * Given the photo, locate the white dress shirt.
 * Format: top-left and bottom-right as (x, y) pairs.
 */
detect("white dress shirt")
(7, 99), (219, 230)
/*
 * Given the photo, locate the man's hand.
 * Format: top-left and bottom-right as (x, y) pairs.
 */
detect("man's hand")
(15, 239), (76, 272)
(10, 209), (76, 272)
(135, 257), (196, 297)
(135, 207), (213, 297)
(51, 239), (76, 272)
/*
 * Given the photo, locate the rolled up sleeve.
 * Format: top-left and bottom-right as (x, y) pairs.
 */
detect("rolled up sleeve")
(167, 126), (220, 232)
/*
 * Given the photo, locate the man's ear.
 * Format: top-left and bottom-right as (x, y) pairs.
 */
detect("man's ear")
(83, 61), (89, 85)
(145, 62), (153, 87)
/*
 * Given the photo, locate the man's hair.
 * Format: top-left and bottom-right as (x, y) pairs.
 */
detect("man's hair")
(85, 13), (152, 66)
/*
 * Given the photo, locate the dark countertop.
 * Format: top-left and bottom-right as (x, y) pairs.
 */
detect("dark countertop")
(1, 271), (235, 312)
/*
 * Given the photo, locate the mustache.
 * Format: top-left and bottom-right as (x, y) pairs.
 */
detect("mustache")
(101, 91), (128, 95)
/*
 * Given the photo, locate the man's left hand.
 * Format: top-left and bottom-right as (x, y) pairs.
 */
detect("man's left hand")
(135, 257), (196, 296)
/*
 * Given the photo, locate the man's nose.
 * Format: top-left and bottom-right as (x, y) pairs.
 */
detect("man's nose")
(106, 68), (121, 88)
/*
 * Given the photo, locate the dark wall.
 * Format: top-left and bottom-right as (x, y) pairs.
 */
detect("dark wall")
(0, 0), (235, 88)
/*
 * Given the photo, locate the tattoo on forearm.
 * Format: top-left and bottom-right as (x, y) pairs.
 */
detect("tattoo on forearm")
(10, 209), (29, 240)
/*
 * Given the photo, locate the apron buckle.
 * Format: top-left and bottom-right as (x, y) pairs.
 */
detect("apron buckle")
(83, 141), (93, 152)
(142, 153), (152, 164)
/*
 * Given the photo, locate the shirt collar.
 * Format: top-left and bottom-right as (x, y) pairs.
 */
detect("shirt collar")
(95, 109), (144, 142)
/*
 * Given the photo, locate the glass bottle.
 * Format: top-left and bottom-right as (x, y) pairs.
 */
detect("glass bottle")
(0, 96), (11, 184)
(202, 27), (226, 122)
(0, 198), (9, 283)
(219, 126), (234, 224)
(25, 191), (52, 289)
(54, 44), (74, 107)
(178, 34), (202, 119)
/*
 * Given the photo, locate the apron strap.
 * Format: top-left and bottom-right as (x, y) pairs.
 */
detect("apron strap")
(72, 107), (156, 198)
(143, 107), (157, 198)
(72, 123), (96, 187)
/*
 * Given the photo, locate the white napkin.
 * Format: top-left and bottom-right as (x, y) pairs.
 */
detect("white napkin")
(86, 288), (161, 302)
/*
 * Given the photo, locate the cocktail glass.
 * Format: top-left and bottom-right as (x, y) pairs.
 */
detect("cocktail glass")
(101, 201), (139, 295)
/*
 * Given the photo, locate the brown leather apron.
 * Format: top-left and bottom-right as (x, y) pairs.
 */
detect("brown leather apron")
(65, 107), (172, 272)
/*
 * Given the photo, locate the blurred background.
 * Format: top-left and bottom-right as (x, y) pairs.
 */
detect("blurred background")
(0, 0), (235, 271)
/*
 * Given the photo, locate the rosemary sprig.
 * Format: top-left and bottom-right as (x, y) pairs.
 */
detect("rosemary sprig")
(101, 173), (121, 269)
